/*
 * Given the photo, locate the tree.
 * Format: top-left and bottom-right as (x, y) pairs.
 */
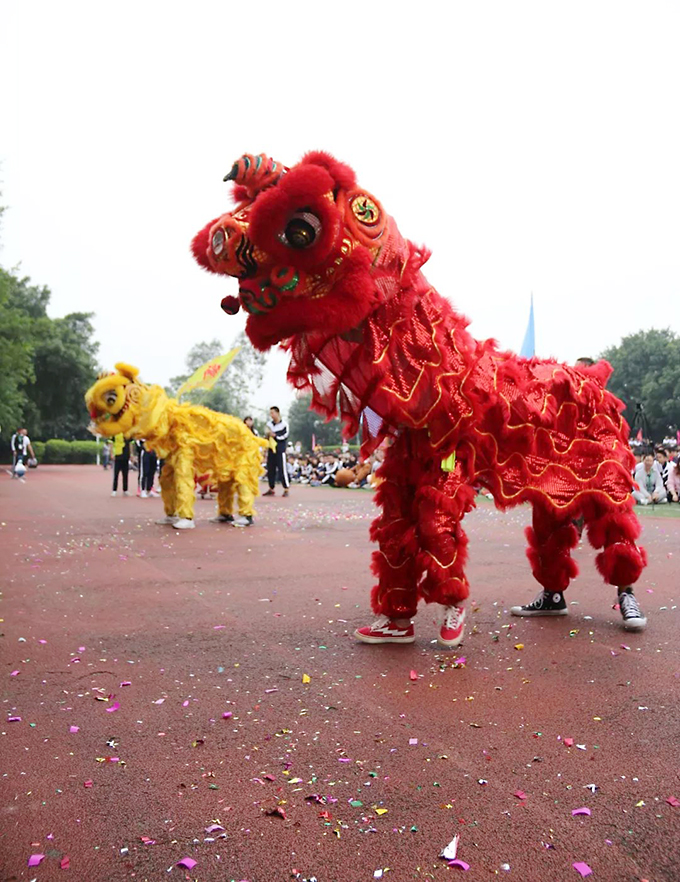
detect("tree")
(600, 328), (680, 442)
(0, 268), (35, 432)
(287, 393), (349, 450)
(168, 331), (267, 418)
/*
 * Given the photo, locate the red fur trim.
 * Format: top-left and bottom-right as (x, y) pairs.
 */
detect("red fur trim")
(586, 508), (641, 549)
(191, 219), (218, 271)
(596, 543), (646, 586)
(301, 151), (357, 191)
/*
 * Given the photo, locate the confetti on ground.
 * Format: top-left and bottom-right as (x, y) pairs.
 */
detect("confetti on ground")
(573, 862), (593, 877)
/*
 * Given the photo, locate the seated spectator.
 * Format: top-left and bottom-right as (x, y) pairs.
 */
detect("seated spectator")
(667, 451), (680, 503)
(655, 448), (670, 489)
(321, 453), (341, 486)
(632, 453), (667, 505)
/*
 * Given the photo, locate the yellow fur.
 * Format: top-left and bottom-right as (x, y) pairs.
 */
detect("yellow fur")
(85, 365), (269, 521)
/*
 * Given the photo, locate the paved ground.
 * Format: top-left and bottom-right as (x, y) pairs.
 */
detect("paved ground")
(1, 466), (679, 882)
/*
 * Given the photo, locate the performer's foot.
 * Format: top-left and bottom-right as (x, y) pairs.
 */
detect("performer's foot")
(510, 590), (568, 617)
(172, 518), (195, 530)
(156, 515), (179, 525)
(262, 489), (275, 497)
(233, 515), (254, 527)
(438, 605), (466, 648)
(111, 491), (117, 497)
(210, 514), (234, 523)
(355, 616), (415, 644)
(618, 589), (647, 631)
(140, 490), (148, 498)
(123, 491), (131, 496)
(283, 489), (289, 497)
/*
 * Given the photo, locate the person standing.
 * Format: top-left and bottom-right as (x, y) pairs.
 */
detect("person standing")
(135, 438), (158, 498)
(111, 433), (131, 496)
(263, 406), (290, 497)
(11, 428), (35, 477)
(243, 416), (259, 436)
(102, 440), (112, 470)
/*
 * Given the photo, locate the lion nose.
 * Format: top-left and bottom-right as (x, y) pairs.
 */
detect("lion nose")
(208, 216), (258, 278)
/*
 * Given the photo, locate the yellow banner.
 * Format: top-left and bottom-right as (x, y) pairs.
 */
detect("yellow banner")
(176, 347), (240, 400)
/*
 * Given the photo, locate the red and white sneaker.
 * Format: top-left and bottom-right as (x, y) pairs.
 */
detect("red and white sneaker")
(438, 605), (466, 648)
(355, 615), (415, 644)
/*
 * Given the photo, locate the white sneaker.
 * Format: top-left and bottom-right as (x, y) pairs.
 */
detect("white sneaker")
(233, 515), (254, 527)
(173, 518), (195, 530)
(111, 491), (117, 497)
(123, 491), (131, 496)
(140, 490), (148, 498)
(155, 515), (179, 525)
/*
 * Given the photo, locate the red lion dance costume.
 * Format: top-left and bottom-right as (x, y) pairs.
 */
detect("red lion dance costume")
(192, 152), (647, 647)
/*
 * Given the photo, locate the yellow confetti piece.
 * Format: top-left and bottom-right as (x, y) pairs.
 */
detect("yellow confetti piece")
(635, 800), (645, 807)
(375, 808), (388, 816)
(302, 674), (311, 684)
(514, 644), (524, 651)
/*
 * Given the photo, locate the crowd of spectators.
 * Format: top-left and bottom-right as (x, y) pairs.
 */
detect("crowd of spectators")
(283, 444), (384, 489)
(631, 443), (680, 505)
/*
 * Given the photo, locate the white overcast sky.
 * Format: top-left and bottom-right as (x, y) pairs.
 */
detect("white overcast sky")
(2, 2), (679, 419)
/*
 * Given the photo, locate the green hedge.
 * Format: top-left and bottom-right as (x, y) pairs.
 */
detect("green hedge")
(42, 439), (100, 464)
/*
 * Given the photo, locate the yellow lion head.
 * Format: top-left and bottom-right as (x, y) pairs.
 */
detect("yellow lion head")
(85, 362), (144, 437)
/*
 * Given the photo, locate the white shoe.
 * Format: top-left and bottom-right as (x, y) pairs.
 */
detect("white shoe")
(123, 491), (131, 496)
(140, 490), (148, 498)
(155, 515), (179, 525)
(233, 515), (254, 527)
(173, 518), (195, 530)
(111, 491), (117, 497)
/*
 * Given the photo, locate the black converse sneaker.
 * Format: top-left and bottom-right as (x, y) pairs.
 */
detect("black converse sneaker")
(617, 589), (647, 631)
(510, 590), (568, 617)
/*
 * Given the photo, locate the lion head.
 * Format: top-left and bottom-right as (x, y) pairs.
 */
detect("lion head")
(85, 363), (147, 437)
(191, 152), (410, 351)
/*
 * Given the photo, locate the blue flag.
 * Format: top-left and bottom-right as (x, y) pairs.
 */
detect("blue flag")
(520, 295), (535, 357)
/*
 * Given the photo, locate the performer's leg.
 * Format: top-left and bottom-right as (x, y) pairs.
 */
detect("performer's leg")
(159, 462), (177, 516)
(415, 463), (477, 647)
(356, 437), (421, 642)
(511, 502), (579, 617)
(236, 481), (256, 518)
(216, 480), (236, 518)
(583, 496), (647, 630)
(417, 469), (477, 607)
(278, 448), (290, 492)
(172, 450), (195, 523)
(121, 461), (129, 493)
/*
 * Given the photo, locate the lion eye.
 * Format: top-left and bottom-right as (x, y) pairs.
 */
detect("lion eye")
(280, 211), (321, 249)
(105, 391), (118, 407)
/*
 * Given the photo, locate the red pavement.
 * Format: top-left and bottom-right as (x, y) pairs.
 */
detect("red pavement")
(1, 465), (679, 882)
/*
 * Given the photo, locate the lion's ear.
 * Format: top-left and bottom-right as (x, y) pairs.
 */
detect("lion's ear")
(114, 363), (139, 381)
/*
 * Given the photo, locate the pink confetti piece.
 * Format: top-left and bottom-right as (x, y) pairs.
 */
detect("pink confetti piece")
(69, 726), (80, 733)
(205, 824), (225, 833)
(449, 860), (470, 871)
(264, 688), (278, 694)
(621, 644), (631, 651)
(141, 836), (156, 845)
(666, 796), (680, 807)
(564, 738), (574, 747)
(213, 625), (226, 630)
(222, 711), (233, 719)
(153, 698), (165, 705)
(338, 757), (351, 762)
(409, 738), (418, 745)
(573, 862), (592, 877)
(60, 855), (70, 869)
(182, 700), (189, 707)
(69, 657), (81, 664)
(513, 790), (527, 800)
(8, 716), (21, 722)
(10, 670), (19, 676)
(120, 681), (131, 687)
(83, 779), (93, 788)
(409, 669), (418, 681)
(572, 807), (591, 816)
(106, 702), (120, 713)
(28, 854), (45, 867)
(453, 656), (467, 666)
(177, 857), (197, 870)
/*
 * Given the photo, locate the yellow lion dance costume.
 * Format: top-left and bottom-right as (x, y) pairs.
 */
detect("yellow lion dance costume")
(85, 363), (268, 529)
